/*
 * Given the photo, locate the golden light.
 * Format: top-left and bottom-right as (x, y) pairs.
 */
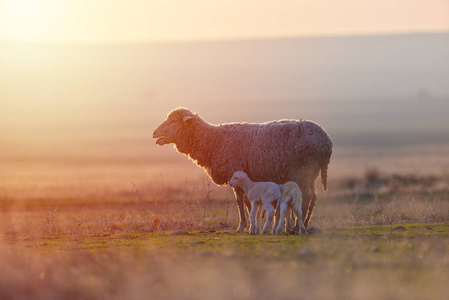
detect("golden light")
(2, 0), (64, 41)
(1, 1), (448, 43)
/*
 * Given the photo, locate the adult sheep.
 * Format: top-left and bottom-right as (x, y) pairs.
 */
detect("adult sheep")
(152, 108), (333, 232)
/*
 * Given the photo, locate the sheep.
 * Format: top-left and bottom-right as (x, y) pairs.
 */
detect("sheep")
(229, 171), (280, 235)
(153, 107), (333, 232)
(274, 182), (307, 235)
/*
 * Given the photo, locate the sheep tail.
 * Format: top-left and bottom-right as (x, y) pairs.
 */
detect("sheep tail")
(320, 159), (330, 193)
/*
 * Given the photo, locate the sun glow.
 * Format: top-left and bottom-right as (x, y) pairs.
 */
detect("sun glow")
(1, 0), (448, 43)
(1, 0), (65, 41)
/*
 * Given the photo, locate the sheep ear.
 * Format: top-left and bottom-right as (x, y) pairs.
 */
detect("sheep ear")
(183, 116), (193, 123)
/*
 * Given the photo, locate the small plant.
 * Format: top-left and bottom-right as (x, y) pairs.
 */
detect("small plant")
(199, 177), (212, 229)
(44, 202), (60, 236)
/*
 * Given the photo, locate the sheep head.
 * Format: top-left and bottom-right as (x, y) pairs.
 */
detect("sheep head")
(153, 108), (195, 146)
(229, 171), (249, 188)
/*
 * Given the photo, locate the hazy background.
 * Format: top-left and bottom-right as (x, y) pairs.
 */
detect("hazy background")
(1, 33), (449, 148)
(1, 0), (449, 200)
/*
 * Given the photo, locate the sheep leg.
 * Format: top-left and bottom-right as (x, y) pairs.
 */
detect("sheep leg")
(244, 193), (252, 228)
(255, 203), (262, 234)
(272, 201), (278, 233)
(234, 188), (247, 233)
(295, 197), (307, 235)
(299, 182), (312, 229)
(304, 182), (317, 228)
(244, 193), (252, 212)
(249, 202), (258, 235)
(261, 204), (274, 235)
(273, 202), (281, 234)
(275, 202), (288, 235)
(285, 207), (295, 234)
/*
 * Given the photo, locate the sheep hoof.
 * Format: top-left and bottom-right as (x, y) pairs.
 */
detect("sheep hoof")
(236, 224), (247, 233)
(236, 227), (246, 233)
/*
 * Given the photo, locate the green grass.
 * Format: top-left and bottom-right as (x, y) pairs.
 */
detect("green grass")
(9, 222), (448, 254)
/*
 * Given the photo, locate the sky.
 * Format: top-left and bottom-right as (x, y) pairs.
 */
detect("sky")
(1, 0), (449, 43)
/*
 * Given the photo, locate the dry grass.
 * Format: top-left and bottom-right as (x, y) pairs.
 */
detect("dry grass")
(312, 195), (449, 228)
(2, 190), (448, 243)
(1, 144), (449, 241)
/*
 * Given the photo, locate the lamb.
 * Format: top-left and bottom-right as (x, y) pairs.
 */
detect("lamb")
(153, 107), (333, 232)
(229, 171), (280, 235)
(274, 182), (307, 235)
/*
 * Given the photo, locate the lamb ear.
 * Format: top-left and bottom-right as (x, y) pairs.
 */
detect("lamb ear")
(183, 116), (193, 123)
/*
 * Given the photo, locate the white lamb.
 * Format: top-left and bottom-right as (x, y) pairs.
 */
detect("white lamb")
(274, 182), (307, 235)
(229, 171), (281, 235)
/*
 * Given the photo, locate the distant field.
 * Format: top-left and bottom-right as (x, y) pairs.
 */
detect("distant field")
(1, 142), (448, 200)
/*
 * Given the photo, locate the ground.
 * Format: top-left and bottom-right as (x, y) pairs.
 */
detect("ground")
(1, 199), (449, 300)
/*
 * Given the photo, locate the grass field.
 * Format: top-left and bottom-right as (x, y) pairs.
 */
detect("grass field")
(2, 220), (449, 300)
(1, 143), (449, 299)
(2, 193), (449, 300)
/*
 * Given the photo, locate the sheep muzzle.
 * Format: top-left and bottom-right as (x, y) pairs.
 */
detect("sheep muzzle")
(153, 131), (167, 145)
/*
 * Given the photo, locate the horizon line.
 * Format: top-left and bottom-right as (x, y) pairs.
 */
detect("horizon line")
(1, 29), (448, 46)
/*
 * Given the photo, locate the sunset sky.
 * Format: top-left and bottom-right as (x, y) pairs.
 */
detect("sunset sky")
(1, 0), (449, 43)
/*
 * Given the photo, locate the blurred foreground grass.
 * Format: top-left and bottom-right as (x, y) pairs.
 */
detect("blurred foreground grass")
(2, 223), (449, 300)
